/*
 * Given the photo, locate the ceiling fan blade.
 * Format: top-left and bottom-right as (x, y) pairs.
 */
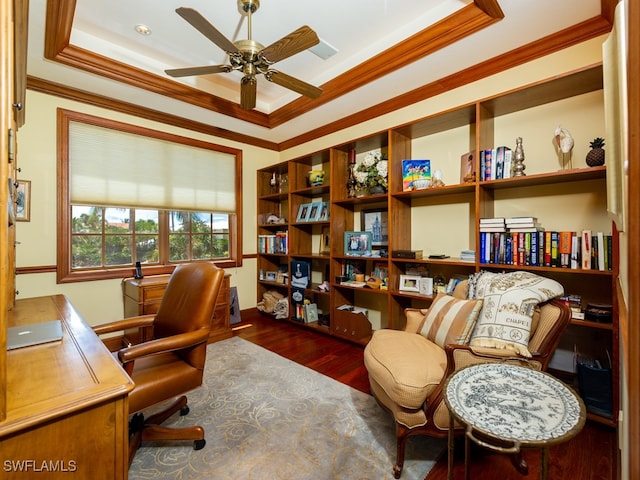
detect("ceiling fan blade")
(165, 65), (230, 77)
(260, 26), (320, 64)
(240, 76), (257, 110)
(175, 7), (240, 54)
(266, 70), (322, 99)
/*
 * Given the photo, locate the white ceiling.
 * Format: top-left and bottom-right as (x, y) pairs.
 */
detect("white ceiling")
(27, 0), (603, 145)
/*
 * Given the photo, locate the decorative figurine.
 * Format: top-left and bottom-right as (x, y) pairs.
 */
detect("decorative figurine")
(430, 169), (445, 187)
(585, 137), (605, 167)
(512, 137), (526, 176)
(554, 124), (575, 169)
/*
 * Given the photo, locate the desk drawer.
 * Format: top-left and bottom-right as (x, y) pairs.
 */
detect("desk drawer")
(142, 285), (167, 303)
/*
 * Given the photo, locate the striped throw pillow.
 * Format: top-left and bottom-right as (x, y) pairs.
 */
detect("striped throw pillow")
(418, 293), (483, 348)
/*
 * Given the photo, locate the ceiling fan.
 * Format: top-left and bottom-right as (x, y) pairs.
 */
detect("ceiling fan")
(165, 0), (323, 110)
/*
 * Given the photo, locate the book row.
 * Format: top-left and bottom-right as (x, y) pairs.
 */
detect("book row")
(479, 230), (613, 270)
(258, 231), (288, 254)
(482, 146), (512, 181)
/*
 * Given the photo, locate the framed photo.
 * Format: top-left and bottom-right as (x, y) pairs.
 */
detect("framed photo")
(343, 231), (372, 256)
(317, 202), (329, 221)
(296, 203), (311, 222)
(16, 179), (31, 222)
(361, 209), (388, 247)
(307, 202), (323, 221)
(319, 225), (331, 254)
(460, 151), (476, 183)
(265, 271), (277, 282)
(372, 261), (388, 281)
(399, 274), (421, 293)
(418, 277), (434, 295)
(402, 159), (431, 191)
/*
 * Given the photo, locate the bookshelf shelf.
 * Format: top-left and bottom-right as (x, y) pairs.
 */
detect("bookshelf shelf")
(480, 166), (606, 189)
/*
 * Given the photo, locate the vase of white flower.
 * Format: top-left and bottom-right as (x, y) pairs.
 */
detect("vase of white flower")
(354, 149), (388, 195)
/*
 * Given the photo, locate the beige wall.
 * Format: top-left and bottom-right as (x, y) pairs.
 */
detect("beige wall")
(15, 91), (278, 325)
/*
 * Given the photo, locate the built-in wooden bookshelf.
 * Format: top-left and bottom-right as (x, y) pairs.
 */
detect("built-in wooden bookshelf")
(256, 63), (617, 425)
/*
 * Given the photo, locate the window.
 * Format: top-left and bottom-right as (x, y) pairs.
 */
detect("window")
(57, 109), (243, 282)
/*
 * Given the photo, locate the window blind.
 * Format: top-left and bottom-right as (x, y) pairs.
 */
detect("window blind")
(69, 121), (236, 212)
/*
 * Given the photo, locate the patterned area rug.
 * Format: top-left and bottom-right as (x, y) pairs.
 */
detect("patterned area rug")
(128, 337), (444, 479)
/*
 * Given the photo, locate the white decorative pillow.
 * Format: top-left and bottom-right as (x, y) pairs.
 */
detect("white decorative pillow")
(419, 293), (484, 348)
(468, 271), (564, 357)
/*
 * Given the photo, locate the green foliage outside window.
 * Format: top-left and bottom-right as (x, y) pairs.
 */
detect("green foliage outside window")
(71, 206), (230, 269)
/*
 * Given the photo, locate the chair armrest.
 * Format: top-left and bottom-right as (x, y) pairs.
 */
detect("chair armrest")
(117, 328), (210, 365)
(443, 344), (543, 378)
(404, 308), (427, 333)
(92, 315), (156, 335)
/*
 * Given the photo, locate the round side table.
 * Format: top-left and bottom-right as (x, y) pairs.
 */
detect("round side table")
(443, 362), (586, 480)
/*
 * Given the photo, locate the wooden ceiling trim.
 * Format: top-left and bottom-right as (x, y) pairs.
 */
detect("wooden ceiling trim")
(45, 47), (271, 128)
(26, 76), (279, 151)
(43, 0), (74, 58)
(269, 3), (501, 126)
(473, 0), (505, 18)
(279, 16), (611, 151)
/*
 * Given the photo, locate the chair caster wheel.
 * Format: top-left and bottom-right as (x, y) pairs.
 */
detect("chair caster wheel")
(180, 405), (190, 416)
(194, 439), (206, 450)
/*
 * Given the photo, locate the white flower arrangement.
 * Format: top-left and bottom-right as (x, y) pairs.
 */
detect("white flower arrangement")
(355, 149), (388, 191)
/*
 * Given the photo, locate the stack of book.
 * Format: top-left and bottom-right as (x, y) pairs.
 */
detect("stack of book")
(479, 217), (506, 232)
(505, 216), (543, 232)
(459, 250), (476, 262)
(561, 294), (584, 320)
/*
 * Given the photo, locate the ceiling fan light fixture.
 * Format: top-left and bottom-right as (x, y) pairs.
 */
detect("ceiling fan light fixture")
(238, 0), (260, 15)
(166, 3), (322, 110)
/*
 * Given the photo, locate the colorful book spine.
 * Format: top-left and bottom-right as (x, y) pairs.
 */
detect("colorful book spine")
(559, 231), (572, 268)
(530, 231), (538, 266)
(581, 230), (592, 270)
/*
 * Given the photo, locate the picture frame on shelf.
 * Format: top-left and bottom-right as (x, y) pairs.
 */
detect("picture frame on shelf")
(317, 202), (329, 221)
(16, 179), (31, 222)
(361, 209), (388, 247)
(418, 277), (434, 296)
(372, 261), (388, 281)
(265, 271), (277, 282)
(402, 159), (431, 191)
(460, 151), (476, 183)
(399, 274), (421, 293)
(308, 202), (323, 221)
(344, 231), (372, 256)
(296, 203), (311, 222)
(319, 225), (331, 255)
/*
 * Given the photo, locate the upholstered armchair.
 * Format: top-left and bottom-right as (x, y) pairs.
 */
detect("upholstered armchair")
(93, 262), (225, 465)
(364, 273), (571, 478)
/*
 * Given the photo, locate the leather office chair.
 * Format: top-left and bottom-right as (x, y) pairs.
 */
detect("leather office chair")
(364, 280), (571, 478)
(94, 262), (225, 465)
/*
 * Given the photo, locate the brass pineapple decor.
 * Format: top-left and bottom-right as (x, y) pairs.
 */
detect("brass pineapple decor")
(586, 137), (605, 167)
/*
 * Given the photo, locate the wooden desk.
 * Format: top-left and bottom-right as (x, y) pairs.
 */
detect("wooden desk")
(0, 295), (134, 479)
(122, 273), (232, 343)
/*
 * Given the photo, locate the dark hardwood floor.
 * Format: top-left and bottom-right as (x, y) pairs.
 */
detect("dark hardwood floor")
(233, 311), (617, 480)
